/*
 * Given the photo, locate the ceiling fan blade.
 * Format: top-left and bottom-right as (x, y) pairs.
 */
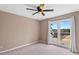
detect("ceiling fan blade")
(26, 8), (37, 11)
(43, 9), (54, 12)
(32, 12), (38, 15)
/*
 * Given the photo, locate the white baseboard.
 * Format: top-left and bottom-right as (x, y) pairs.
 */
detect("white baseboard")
(0, 41), (38, 54)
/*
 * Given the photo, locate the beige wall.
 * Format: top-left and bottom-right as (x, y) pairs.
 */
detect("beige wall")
(40, 11), (79, 52)
(0, 11), (40, 51)
(0, 10), (79, 52)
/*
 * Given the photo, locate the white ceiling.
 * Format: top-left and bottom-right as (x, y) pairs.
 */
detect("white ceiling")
(0, 4), (79, 20)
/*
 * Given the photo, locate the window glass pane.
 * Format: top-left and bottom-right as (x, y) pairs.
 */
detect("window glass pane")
(60, 20), (71, 48)
(50, 22), (58, 44)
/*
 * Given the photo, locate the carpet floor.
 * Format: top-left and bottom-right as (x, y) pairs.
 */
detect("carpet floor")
(0, 43), (76, 55)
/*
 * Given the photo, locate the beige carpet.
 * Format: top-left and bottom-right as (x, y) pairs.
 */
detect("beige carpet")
(0, 43), (75, 55)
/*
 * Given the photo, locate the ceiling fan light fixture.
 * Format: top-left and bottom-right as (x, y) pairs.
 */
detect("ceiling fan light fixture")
(26, 4), (54, 16)
(38, 12), (42, 14)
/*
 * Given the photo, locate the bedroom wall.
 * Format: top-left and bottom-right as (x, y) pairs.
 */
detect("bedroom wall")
(1, 10), (79, 52)
(40, 11), (79, 52)
(0, 11), (40, 51)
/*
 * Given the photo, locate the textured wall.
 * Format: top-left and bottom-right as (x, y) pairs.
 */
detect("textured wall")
(40, 11), (79, 52)
(0, 11), (40, 51)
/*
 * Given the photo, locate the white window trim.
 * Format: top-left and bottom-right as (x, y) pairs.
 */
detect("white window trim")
(48, 16), (77, 52)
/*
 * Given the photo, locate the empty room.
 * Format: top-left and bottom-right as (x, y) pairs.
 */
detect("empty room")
(0, 4), (79, 55)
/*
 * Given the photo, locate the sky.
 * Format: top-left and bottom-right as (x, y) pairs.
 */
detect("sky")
(51, 20), (71, 29)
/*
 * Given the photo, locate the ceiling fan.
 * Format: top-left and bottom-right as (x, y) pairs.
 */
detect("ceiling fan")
(26, 4), (54, 16)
